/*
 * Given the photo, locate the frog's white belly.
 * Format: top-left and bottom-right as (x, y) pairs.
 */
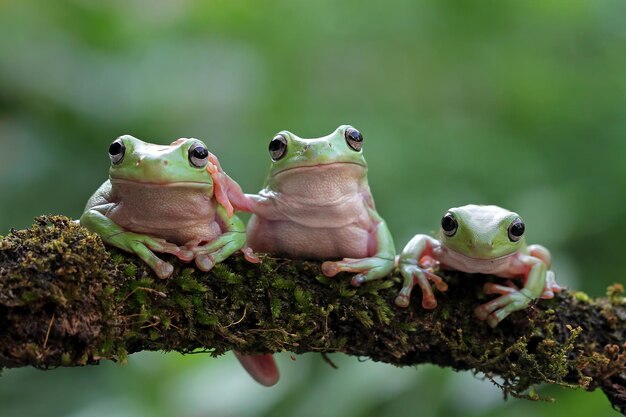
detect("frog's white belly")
(438, 246), (518, 277)
(108, 182), (221, 246)
(247, 164), (377, 259)
(247, 193), (375, 260)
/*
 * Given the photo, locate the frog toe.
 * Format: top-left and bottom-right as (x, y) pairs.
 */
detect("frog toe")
(422, 295), (438, 310)
(155, 261), (174, 279)
(351, 274), (366, 287)
(321, 261), (341, 277)
(395, 294), (410, 308)
(176, 248), (195, 262)
(242, 247), (261, 264)
(474, 305), (490, 321)
(486, 313), (501, 328)
(195, 254), (215, 272)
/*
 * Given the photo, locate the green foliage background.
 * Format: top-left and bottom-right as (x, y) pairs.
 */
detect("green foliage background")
(0, 0), (624, 416)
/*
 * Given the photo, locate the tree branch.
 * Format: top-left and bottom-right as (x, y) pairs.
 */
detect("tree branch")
(1, 216), (625, 413)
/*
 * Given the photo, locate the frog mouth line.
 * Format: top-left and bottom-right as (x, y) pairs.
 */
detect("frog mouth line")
(273, 161), (366, 176)
(443, 246), (518, 262)
(109, 177), (212, 187)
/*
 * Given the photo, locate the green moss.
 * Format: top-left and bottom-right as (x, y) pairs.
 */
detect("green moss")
(573, 291), (591, 303)
(123, 264), (137, 277)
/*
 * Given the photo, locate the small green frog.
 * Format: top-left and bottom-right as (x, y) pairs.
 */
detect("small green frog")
(397, 205), (561, 327)
(80, 135), (257, 279)
(229, 125), (396, 386)
(241, 125), (396, 284)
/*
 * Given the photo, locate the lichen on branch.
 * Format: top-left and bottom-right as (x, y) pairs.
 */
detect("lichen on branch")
(0, 216), (625, 413)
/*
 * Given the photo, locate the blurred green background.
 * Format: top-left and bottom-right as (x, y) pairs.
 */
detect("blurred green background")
(0, 0), (624, 416)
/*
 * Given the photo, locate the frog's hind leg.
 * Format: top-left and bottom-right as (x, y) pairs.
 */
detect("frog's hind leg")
(475, 255), (546, 328)
(322, 209), (396, 286)
(234, 353), (280, 387)
(483, 281), (519, 296)
(527, 244), (562, 298)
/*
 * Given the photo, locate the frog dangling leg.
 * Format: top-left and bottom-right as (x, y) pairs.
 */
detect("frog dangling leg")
(185, 205), (260, 271)
(395, 234), (449, 309)
(234, 353), (280, 387)
(321, 208), (396, 286)
(475, 254), (547, 328)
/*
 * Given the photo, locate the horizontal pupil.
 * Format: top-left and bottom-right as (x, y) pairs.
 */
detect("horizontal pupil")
(193, 148), (208, 158)
(442, 217), (456, 231)
(109, 143), (122, 155)
(269, 140), (284, 151)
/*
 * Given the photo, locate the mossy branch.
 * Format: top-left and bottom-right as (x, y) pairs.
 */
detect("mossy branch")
(1, 216), (625, 413)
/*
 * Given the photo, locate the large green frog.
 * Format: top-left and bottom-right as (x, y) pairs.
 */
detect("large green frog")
(81, 135), (257, 279)
(228, 125), (396, 386)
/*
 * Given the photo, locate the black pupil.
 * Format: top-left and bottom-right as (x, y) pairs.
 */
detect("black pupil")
(441, 215), (456, 231)
(109, 142), (123, 155)
(348, 129), (362, 142)
(193, 146), (208, 159)
(510, 222), (525, 237)
(269, 138), (285, 152)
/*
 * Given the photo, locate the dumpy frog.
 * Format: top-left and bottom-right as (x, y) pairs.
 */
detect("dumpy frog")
(397, 205), (561, 327)
(228, 125), (396, 386)
(81, 135), (257, 279)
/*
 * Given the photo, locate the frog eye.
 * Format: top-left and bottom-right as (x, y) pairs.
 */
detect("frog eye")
(508, 218), (525, 242)
(108, 139), (125, 165)
(441, 212), (458, 237)
(344, 127), (363, 151)
(189, 142), (209, 168)
(269, 134), (288, 161)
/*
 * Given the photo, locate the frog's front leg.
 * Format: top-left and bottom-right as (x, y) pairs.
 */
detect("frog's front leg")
(475, 254), (546, 328)
(186, 205), (259, 271)
(321, 209), (395, 286)
(80, 206), (194, 279)
(485, 245), (561, 300)
(395, 234), (448, 309)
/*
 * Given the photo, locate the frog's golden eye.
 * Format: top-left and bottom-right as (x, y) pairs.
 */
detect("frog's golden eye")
(108, 139), (125, 165)
(508, 218), (525, 242)
(269, 134), (288, 161)
(189, 142), (209, 168)
(344, 127), (363, 151)
(441, 212), (458, 237)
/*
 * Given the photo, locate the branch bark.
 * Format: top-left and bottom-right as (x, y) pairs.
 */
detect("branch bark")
(1, 216), (625, 413)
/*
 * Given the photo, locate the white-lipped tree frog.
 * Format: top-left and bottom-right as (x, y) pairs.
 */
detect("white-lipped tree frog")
(397, 205), (561, 328)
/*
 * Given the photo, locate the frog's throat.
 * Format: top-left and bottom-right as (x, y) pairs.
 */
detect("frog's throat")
(109, 177), (213, 188)
(272, 161), (366, 176)
(441, 245), (517, 263)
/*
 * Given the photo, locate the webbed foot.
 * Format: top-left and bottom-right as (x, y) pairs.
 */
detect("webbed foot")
(474, 289), (534, 328)
(396, 263), (448, 309)
(185, 232), (249, 272)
